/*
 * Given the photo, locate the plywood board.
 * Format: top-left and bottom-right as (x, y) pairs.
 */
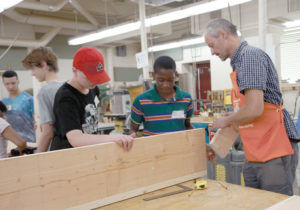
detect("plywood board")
(208, 126), (239, 158)
(265, 195), (300, 210)
(0, 129), (206, 210)
(99, 179), (289, 210)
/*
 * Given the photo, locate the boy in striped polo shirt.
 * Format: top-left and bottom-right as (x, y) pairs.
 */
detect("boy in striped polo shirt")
(130, 56), (194, 136)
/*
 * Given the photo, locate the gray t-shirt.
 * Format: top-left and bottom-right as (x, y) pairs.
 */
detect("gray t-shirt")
(0, 118), (9, 159)
(37, 81), (63, 124)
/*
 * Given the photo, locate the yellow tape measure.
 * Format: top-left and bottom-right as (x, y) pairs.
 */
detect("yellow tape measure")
(195, 180), (207, 190)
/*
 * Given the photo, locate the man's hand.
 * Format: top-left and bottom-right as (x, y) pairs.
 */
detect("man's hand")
(212, 117), (230, 130)
(206, 145), (217, 163)
(114, 133), (136, 151)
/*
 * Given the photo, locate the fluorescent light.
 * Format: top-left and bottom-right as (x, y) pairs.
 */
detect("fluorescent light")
(69, 21), (141, 45)
(0, 0), (23, 13)
(148, 36), (205, 52)
(69, 0), (251, 45)
(145, 0), (251, 27)
(148, 30), (242, 52)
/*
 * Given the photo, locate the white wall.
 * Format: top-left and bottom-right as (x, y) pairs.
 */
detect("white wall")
(210, 56), (233, 90)
(57, 58), (73, 81)
(245, 34), (276, 63)
(112, 43), (139, 68)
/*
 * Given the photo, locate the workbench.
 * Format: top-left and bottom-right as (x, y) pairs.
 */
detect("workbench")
(99, 179), (289, 210)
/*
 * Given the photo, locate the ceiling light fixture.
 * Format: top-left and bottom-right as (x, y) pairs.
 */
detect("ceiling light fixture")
(68, 0), (251, 45)
(69, 22), (141, 45)
(149, 30), (242, 52)
(0, 0), (23, 13)
(145, 0), (251, 27)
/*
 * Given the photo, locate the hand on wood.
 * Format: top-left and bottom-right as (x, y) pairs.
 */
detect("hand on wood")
(212, 117), (230, 130)
(114, 133), (135, 151)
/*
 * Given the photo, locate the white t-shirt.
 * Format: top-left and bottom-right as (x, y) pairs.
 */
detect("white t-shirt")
(0, 118), (10, 159)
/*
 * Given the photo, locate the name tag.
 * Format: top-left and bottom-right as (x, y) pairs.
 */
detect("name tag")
(172, 110), (185, 119)
(94, 96), (100, 107)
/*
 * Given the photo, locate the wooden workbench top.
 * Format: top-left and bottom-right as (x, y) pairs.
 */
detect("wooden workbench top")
(100, 179), (289, 210)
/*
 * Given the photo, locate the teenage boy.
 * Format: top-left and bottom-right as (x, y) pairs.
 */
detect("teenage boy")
(2, 70), (35, 142)
(130, 56), (194, 136)
(50, 47), (135, 151)
(22, 47), (63, 152)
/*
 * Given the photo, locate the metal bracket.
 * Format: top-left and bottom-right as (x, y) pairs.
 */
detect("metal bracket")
(143, 184), (193, 201)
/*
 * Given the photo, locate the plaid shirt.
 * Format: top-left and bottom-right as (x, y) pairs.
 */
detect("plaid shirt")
(230, 41), (300, 140)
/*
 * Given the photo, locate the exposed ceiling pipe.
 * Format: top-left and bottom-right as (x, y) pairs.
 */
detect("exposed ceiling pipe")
(3, 9), (96, 31)
(0, 27), (61, 48)
(16, 0), (98, 26)
(17, 0), (68, 12)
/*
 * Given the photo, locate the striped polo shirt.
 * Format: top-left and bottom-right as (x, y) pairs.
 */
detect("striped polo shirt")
(131, 84), (193, 136)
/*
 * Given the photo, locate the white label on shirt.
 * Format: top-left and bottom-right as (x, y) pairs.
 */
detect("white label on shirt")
(94, 96), (100, 107)
(172, 110), (185, 119)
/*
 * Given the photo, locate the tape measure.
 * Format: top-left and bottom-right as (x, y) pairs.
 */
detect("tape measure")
(195, 180), (207, 190)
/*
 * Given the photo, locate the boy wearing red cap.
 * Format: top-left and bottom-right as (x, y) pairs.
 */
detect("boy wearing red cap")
(50, 47), (135, 151)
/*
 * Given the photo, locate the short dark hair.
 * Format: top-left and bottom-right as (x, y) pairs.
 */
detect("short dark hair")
(0, 101), (7, 113)
(2, 70), (18, 79)
(153, 56), (176, 73)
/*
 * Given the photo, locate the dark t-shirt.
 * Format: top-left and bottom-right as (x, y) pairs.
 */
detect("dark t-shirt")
(50, 82), (100, 150)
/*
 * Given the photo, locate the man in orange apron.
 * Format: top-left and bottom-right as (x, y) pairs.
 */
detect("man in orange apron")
(204, 18), (299, 195)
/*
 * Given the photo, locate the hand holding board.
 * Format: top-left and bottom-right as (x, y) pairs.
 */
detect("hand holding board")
(208, 126), (239, 158)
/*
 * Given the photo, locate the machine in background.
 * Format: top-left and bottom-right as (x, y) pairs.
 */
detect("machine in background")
(105, 90), (132, 134)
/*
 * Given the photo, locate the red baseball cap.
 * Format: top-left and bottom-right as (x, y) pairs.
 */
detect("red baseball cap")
(73, 47), (111, 85)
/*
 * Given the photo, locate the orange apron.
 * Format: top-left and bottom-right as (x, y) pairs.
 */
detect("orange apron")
(230, 70), (293, 162)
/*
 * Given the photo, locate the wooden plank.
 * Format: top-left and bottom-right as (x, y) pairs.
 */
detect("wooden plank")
(208, 126), (239, 158)
(0, 129), (206, 210)
(99, 179), (289, 210)
(265, 195), (300, 210)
